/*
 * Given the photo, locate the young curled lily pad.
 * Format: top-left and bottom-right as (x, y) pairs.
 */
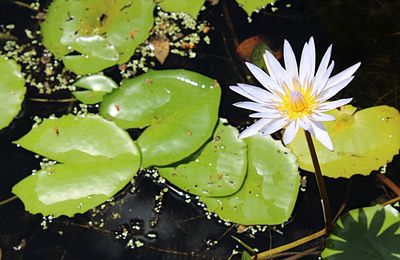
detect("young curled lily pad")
(236, 0), (277, 16)
(100, 69), (221, 167)
(0, 56), (26, 131)
(41, 0), (154, 74)
(322, 205), (400, 259)
(72, 74), (118, 104)
(288, 105), (400, 178)
(157, 0), (206, 18)
(157, 119), (247, 197)
(201, 134), (300, 225)
(12, 114), (141, 217)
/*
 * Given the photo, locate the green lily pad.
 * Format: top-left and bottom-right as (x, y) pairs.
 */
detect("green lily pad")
(158, 0), (206, 18)
(236, 0), (277, 16)
(288, 105), (400, 178)
(250, 43), (270, 71)
(0, 56), (26, 131)
(41, 0), (154, 74)
(201, 134), (300, 225)
(241, 251), (252, 260)
(157, 119), (247, 197)
(100, 69), (221, 167)
(12, 114), (141, 217)
(72, 74), (118, 104)
(322, 205), (400, 259)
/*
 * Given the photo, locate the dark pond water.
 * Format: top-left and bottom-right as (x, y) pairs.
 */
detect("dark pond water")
(0, 0), (399, 259)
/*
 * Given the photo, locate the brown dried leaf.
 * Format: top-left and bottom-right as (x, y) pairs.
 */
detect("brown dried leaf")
(236, 35), (265, 60)
(150, 35), (170, 65)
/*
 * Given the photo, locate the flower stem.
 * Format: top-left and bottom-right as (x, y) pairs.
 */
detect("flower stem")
(0, 195), (17, 206)
(304, 131), (333, 235)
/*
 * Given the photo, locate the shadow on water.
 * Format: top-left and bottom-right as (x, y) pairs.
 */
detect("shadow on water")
(0, 0), (399, 259)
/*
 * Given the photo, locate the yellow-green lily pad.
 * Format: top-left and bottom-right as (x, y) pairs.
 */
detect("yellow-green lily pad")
(157, 119), (247, 197)
(288, 105), (400, 178)
(41, 0), (154, 74)
(100, 69), (221, 167)
(12, 114), (141, 217)
(236, 0), (277, 16)
(72, 74), (118, 104)
(322, 205), (400, 259)
(158, 0), (206, 18)
(0, 56), (26, 131)
(201, 134), (300, 225)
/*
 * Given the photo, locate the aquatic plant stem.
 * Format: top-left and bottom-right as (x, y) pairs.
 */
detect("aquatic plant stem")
(0, 195), (17, 206)
(304, 131), (333, 235)
(377, 173), (400, 196)
(253, 228), (326, 259)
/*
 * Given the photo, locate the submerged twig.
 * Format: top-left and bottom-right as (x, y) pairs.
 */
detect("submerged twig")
(253, 228), (326, 259)
(0, 195), (18, 206)
(221, 0), (239, 49)
(0, 0), (37, 11)
(231, 235), (257, 255)
(284, 247), (320, 260)
(382, 196), (400, 206)
(304, 131), (333, 235)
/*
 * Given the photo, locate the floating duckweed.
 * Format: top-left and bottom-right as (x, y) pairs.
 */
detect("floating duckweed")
(30, 1), (40, 10)
(300, 176), (307, 192)
(153, 187), (169, 213)
(146, 232), (157, 239)
(1, 31), (77, 94)
(5, 24), (15, 30)
(205, 239), (218, 246)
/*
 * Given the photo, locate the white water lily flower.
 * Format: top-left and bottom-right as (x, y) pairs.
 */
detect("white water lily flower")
(230, 37), (360, 151)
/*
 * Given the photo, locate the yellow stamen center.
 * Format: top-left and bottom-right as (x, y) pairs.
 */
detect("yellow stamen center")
(289, 90), (307, 112)
(279, 86), (317, 119)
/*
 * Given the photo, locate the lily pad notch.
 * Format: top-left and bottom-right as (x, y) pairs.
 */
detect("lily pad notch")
(12, 114), (141, 217)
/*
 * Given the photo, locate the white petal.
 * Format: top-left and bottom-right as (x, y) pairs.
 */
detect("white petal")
(245, 62), (283, 94)
(299, 42), (310, 86)
(283, 39), (299, 80)
(260, 117), (288, 135)
(249, 112), (282, 118)
(308, 37), (316, 78)
(263, 51), (288, 86)
(317, 98), (353, 112)
(230, 85), (262, 103)
(326, 62), (361, 89)
(239, 119), (270, 138)
(315, 61), (335, 95)
(308, 121), (333, 151)
(230, 84), (276, 104)
(311, 112), (336, 121)
(283, 120), (299, 145)
(237, 83), (279, 101)
(319, 76), (354, 102)
(297, 117), (311, 130)
(313, 45), (332, 94)
(233, 101), (274, 112)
